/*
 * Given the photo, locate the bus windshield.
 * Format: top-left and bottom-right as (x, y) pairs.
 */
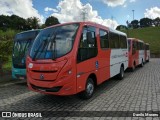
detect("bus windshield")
(30, 23), (79, 60)
(13, 31), (39, 68)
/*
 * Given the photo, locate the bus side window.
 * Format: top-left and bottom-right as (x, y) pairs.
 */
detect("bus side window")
(132, 41), (136, 55)
(109, 32), (120, 49)
(99, 30), (109, 49)
(77, 26), (97, 63)
(128, 40), (131, 51)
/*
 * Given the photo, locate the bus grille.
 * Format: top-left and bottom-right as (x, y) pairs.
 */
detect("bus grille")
(31, 84), (62, 92)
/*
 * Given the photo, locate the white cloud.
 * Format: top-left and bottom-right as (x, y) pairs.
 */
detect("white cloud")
(50, 0), (118, 29)
(44, 7), (58, 13)
(123, 4), (127, 8)
(102, 0), (126, 7)
(129, 0), (136, 3)
(0, 0), (44, 23)
(144, 7), (160, 19)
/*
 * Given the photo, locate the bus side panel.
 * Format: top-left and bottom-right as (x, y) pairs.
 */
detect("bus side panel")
(76, 57), (98, 93)
(97, 49), (111, 84)
(110, 49), (128, 78)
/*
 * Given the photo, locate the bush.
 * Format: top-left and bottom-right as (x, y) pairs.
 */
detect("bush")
(0, 55), (9, 70)
(0, 29), (18, 41)
(0, 40), (13, 55)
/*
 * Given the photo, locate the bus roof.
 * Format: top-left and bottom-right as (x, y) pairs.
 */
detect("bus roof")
(16, 29), (41, 35)
(44, 21), (126, 36)
(128, 38), (144, 43)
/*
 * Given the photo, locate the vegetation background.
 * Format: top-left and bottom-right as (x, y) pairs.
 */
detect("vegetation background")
(0, 15), (59, 72)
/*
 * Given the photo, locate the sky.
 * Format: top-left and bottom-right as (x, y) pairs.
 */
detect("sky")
(0, 0), (160, 29)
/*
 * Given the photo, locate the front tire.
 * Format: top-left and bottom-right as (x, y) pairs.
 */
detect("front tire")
(79, 78), (94, 99)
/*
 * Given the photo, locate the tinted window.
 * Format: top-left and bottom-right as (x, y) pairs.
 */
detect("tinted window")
(132, 41), (137, 54)
(120, 35), (127, 48)
(77, 26), (97, 62)
(99, 30), (109, 48)
(109, 32), (119, 48)
(128, 40), (131, 51)
(138, 42), (144, 50)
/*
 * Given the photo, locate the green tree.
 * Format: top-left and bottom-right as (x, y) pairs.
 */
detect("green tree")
(116, 25), (127, 30)
(131, 20), (139, 29)
(153, 17), (160, 27)
(26, 17), (40, 29)
(10, 15), (26, 30)
(45, 16), (59, 27)
(0, 15), (12, 31)
(140, 18), (152, 27)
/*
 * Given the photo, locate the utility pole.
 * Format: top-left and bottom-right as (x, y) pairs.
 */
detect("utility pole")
(82, 8), (87, 21)
(132, 10), (135, 20)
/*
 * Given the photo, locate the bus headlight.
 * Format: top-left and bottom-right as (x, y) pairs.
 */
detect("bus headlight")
(28, 63), (33, 68)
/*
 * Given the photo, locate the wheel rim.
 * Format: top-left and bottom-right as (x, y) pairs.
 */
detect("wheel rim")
(86, 82), (94, 96)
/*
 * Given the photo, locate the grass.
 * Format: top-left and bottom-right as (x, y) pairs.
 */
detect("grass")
(121, 26), (160, 54)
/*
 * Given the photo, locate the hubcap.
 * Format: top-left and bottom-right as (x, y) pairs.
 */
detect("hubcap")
(87, 82), (94, 96)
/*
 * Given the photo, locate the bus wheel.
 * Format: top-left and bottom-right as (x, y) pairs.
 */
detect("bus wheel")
(140, 59), (144, 67)
(79, 78), (94, 99)
(118, 66), (124, 80)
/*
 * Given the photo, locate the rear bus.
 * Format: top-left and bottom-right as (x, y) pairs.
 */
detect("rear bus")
(128, 38), (145, 71)
(12, 30), (40, 80)
(145, 43), (150, 62)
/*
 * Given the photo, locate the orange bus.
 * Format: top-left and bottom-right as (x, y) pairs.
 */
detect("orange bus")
(128, 38), (145, 71)
(27, 22), (128, 99)
(145, 43), (150, 62)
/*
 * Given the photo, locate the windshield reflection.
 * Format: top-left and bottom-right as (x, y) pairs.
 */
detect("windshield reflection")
(13, 30), (40, 68)
(30, 24), (79, 60)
